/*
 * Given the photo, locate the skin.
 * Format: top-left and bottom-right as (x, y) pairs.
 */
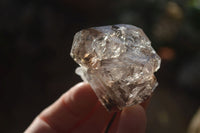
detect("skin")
(25, 82), (147, 133)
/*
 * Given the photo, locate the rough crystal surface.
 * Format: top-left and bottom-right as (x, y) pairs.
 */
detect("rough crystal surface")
(70, 24), (161, 111)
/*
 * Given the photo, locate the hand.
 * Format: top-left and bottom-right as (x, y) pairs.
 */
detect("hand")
(25, 82), (147, 133)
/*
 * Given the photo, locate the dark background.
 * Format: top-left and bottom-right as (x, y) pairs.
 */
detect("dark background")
(1, 0), (200, 132)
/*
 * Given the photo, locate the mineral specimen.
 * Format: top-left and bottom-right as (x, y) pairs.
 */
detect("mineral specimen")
(70, 24), (161, 111)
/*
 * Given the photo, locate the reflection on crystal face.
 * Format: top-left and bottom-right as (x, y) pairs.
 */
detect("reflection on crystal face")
(70, 24), (161, 111)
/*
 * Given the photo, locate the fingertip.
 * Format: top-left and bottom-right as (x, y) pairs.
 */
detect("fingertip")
(117, 105), (146, 133)
(71, 82), (89, 89)
(62, 82), (98, 116)
(36, 82), (98, 132)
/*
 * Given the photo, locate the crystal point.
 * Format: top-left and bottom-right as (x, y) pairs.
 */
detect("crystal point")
(70, 24), (161, 111)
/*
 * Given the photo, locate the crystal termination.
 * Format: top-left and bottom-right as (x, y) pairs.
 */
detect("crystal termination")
(70, 24), (161, 111)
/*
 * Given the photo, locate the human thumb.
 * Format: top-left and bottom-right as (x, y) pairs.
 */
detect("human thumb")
(117, 105), (146, 133)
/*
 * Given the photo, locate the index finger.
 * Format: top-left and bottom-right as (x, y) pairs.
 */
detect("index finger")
(25, 82), (98, 133)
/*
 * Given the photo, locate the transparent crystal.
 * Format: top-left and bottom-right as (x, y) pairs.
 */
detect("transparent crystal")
(70, 24), (161, 111)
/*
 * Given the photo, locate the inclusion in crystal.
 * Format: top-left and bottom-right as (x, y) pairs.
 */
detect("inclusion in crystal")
(70, 24), (161, 111)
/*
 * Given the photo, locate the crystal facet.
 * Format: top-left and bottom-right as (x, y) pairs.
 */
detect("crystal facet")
(70, 24), (161, 111)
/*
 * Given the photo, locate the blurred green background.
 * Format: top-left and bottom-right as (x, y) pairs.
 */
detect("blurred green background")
(0, 0), (200, 132)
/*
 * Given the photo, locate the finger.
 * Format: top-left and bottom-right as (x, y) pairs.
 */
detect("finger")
(108, 105), (146, 133)
(26, 82), (98, 133)
(117, 105), (146, 133)
(25, 117), (57, 133)
(71, 102), (114, 133)
(108, 96), (151, 133)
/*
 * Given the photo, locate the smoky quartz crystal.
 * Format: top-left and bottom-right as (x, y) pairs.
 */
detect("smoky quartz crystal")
(70, 24), (161, 111)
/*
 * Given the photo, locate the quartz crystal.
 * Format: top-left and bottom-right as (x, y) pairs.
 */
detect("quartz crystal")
(70, 24), (161, 111)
